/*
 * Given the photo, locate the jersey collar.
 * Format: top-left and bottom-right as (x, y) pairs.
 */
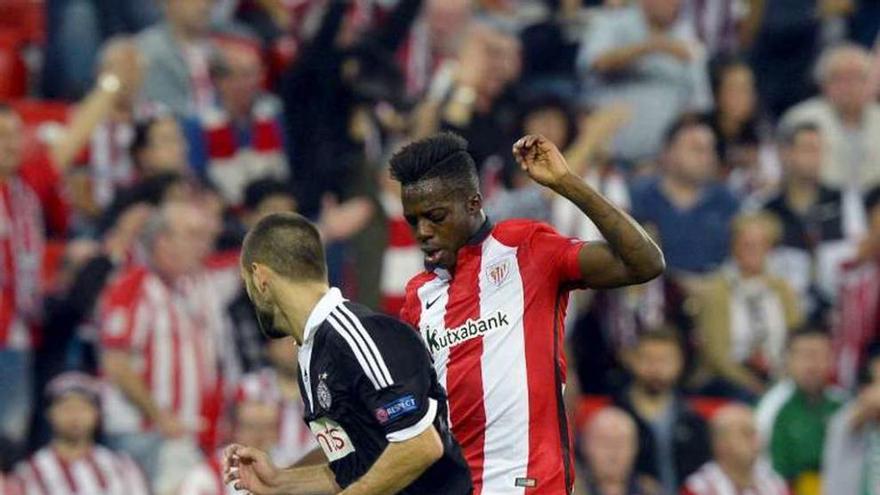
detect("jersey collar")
(303, 287), (345, 343)
(466, 217), (494, 246)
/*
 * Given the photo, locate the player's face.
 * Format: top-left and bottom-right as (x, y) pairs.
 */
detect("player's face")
(242, 264), (289, 339)
(49, 394), (99, 444)
(401, 179), (482, 271)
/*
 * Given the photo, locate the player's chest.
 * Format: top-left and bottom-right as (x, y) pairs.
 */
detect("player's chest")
(416, 254), (532, 357)
(298, 348), (365, 463)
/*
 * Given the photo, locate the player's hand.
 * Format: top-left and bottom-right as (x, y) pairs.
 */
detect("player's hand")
(513, 134), (573, 189)
(223, 443), (282, 495)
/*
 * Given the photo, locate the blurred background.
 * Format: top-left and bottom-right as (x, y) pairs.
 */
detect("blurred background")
(1, 0), (880, 494)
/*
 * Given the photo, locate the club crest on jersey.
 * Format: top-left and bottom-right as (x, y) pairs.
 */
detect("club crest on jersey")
(316, 373), (332, 409)
(486, 259), (511, 287)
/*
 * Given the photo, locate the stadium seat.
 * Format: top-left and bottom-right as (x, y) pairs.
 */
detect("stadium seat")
(574, 395), (612, 430)
(0, 0), (44, 43)
(687, 396), (730, 420)
(7, 99), (71, 165)
(0, 29), (28, 99)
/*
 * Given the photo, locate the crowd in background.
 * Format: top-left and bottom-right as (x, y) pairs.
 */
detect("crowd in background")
(3, 0), (880, 494)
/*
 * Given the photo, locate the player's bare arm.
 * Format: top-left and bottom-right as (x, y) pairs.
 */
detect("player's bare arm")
(223, 426), (443, 495)
(513, 134), (665, 288)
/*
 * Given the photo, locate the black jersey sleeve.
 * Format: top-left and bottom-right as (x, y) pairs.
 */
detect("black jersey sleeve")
(327, 307), (438, 443)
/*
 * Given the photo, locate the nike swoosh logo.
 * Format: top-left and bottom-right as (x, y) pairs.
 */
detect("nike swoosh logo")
(425, 296), (443, 310)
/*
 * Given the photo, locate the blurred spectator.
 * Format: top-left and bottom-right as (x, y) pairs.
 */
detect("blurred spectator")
(690, 213), (802, 400)
(768, 329), (844, 495)
(281, 0), (422, 216)
(416, 23), (522, 171)
(249, 338), (316, 466)
(681, 404), (788, 495)
(679, 0), (746, 57)
(13, 372), (149, 495)
(41, 0), (160, 100)
(178, 375), (282, 494)
(578, 0), (712, 166)
(762, 123), (855, 320)
(97, 114), (193, 234)
(822, 346), (880, 495)
(551, 103), (632, 242)
(703, 57), (777, 204)
(833, 189), (880, 390)
(49, 37), (146, 226)
(137, 0), (219, 116)
(781, 44), (880, 194)
(613, 329), (710, 494)
(578, 407), (660, 495)
(378, 165), (422, 317)
(0, 105), (45, 463)
(630, 117), (739, 275)
(402, 0), (473, 98)
(186, 37), (289, 206)
(747, 0), (822, 119)
(99, 201), (230, 494)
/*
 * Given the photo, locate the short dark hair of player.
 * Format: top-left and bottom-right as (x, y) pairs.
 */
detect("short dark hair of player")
(389, 132), (480, 197)
(662, 114), (711, 149)
(241, 212), (327, 282)
(777, 122), (821, 147)
(244, 178), (296, 212)
(786, 326), (831, 350)
(637, 326), (684, 351)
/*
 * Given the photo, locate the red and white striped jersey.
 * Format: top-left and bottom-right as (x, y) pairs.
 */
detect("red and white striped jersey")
(236, 368), (317, 467)
(98, 266), (226, 436)
(0, 177), (44, 350)
(177, 450), (234, 495)
(13, 445), (148, 495)
(400, 219), (585, 495)
(681, 461), (789, 495)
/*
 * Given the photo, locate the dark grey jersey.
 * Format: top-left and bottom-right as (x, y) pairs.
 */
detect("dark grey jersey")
(297, 289), (472, 494)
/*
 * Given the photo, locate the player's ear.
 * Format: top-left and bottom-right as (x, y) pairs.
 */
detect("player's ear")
(251, 263), (271, 293)
(466, 193), (482, 214)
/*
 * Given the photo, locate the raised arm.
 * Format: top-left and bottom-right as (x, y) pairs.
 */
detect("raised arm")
(513, 135), (665, 288)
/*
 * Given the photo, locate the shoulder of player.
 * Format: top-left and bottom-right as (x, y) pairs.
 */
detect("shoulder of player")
(404, 271), (436, 295)
(491, 218), (562, 246)
(323, 305), (419, 352)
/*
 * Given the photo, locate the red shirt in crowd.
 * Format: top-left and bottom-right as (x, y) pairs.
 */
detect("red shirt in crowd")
(98, 266), (228, 444)
(13, 445), (148, 495)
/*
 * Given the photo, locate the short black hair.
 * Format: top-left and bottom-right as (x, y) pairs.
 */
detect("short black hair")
(663, 114), (710, 149)
(389, 132), (479, 196)
(787, 326), (831, 349)
(777, 122), (821, 147)
(244, 178), (296, 212)
(865, 186), (880, 214)
(516, 92), (578, 150)
(637, 326), (683, 350)
(242, 212), (326, 282)
(131, 113), (174, 169)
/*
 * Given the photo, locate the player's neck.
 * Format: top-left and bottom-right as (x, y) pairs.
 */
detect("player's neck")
(52, 438), (92, 462)
(273, 281), (330, 345)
